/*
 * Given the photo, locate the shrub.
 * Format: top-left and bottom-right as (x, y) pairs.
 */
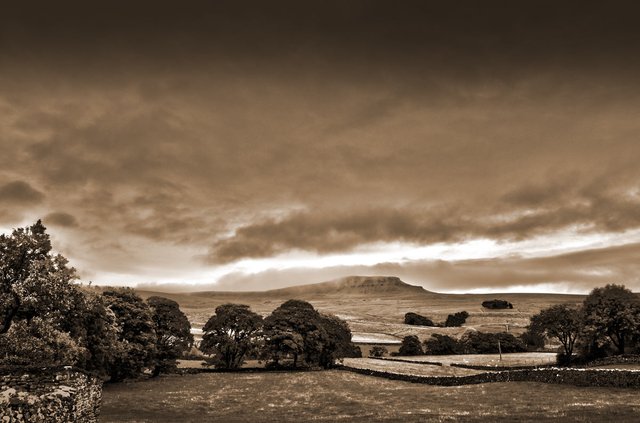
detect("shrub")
(370, 346), (388, 357)
(404, 312), (436, 326)
(481, 299), (513, 309)
(398, 335), (424, 356)
(462, 331), (526, 354)
(423, 334), (466, 355)
(444, 311), (469, 327)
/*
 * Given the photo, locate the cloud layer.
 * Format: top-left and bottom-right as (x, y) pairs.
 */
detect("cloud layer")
(1, 1), (640, 291)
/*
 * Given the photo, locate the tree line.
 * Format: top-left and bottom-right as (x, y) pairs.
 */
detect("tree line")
(0, 221), (359, 381)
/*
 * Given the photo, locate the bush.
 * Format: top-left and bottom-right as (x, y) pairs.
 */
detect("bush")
(370, 346), (388, 357)
(423, 334), (466, 355)
(404, 312), (436, 326)
(481, 299), (513, 309)
(444, 311), (469, 327)
(398, 335), (423, 356)
(462, 331), (526, 354)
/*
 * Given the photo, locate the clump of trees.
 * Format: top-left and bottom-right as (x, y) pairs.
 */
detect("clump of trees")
(370, 346), (388, 357)
(398, 335), (424, 356)
(525, 284), (640, 365)
(0, 221), (193, 382)
(419, 332), (526, 355)
(404, 311), (469, 327)
(200, 299), (360, 369)
(482, 299), (513, 309)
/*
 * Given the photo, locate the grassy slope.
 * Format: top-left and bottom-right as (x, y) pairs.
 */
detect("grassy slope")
(100, 371), (640, 423)
(134, 277), (584, 342)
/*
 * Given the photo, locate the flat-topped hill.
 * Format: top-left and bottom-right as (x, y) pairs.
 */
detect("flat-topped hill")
(266, 276), (430, 297)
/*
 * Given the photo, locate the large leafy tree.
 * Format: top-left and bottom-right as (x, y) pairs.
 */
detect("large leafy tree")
(0, 220), (87, 367)
(263, 300), (327, 368)
(529, 304), (583, 363)
(147, 296), (193, 376)
(102, 288), (157, 382)
(0, 220), (77, 334)
(201, 303), (263, 369)
(318, 313), (361, 368)
(583, 284), (640, 355)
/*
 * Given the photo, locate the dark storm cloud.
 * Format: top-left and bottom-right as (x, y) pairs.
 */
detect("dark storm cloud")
(1, 1), (640, 289)
(208, 179), (640, 262)
(0, 181), (45, 205)
(44, 212), (78, 228)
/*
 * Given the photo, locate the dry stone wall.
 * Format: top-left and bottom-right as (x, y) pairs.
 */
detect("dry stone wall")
(340, 365), (640, 388)
(0, 367), (101, 422)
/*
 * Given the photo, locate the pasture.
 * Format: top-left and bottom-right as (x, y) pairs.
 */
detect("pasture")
(100, 370), (640, 422)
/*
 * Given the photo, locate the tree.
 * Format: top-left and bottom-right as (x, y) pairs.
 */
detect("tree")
(481, 299), (513, 309)
(462, 331), (526, 354)
(263, 300), (327, 368)
(370, 346), (388, 357)
(0, 220), (78, 334)
(424, 334), (466, 355)
(102, 288), (157, 382)
(398, 335), (423, 356)
(444, 311), (469, 327)
(0, 220), (86, 367)
(200, 303), (263, 370)
(147, 296), (193, 376)
(62, 290), (120, 378)
(529, 304), (582, 364)
(318, 313), (360, 368)
(582, 284), (640, 355)
(404, 312), (436, 326)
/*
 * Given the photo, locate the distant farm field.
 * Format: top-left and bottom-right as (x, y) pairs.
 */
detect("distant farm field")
(100, 371), (640, 422)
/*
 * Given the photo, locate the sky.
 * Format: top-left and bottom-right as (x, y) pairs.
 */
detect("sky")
(1, 1), (640, 293)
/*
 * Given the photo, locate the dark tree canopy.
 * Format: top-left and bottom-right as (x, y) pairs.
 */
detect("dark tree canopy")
(582, 284), (640, 355)
(445, 311), (469, 327)
(370, 346), (388, 357)
(318, 313), (361, 368)
(263, 299), (326, 368)
(102, 288), (157, 382)
(481, 299), (513, 309)
(529, 304), (582, 363)
(147, 296), (193, 375)
(201, 303), (263, 369)
(398, 335), (424, 356)
(462, 331), (526, 354)
(424, 334), (466, 355)
(404, 312), (435, 326)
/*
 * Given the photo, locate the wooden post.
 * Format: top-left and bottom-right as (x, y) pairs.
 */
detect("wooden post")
(498, 340), (502, 361)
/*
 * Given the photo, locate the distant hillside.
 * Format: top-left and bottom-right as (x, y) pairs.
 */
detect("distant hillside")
(265, 276), (431, 297)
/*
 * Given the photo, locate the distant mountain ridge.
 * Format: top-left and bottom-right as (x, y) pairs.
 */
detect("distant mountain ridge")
(264, 275), (430, 296)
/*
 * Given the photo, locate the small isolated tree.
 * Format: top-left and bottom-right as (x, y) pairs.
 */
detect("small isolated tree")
(370, 346), (388, 357)
(404, 312), (435, 326)
(444, 311), (469, 327)
(200, 304), (263, 369)
(102, 288), (157, 382)
(424, 334), (466, 355)
(529, 304), (582, 364)
(398, 335), (423, 356)
(147, 296), (193, 376)
(583, 284), (640, 355)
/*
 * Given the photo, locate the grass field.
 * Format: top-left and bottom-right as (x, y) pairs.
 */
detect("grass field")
(342, 358), (483, 377)
(100, 371), (640, 422)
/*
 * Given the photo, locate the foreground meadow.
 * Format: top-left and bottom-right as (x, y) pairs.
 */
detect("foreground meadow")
(101, 371), (640, 422)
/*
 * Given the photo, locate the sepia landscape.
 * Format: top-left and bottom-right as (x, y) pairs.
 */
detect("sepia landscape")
(2, 1), (640, 422)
